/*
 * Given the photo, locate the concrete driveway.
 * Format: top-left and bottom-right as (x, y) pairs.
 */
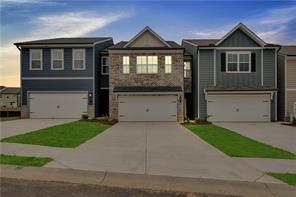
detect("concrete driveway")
(215, 122), (296, 153)
(46, 122), (279, 183)
(0, 119), (77, 139)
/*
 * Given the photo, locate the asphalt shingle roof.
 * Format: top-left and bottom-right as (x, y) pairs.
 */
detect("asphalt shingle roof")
(109, 41), (182, 49)
(0, 87), (20, 94)
(14, 37), (112, 45)
(280, 46), (296, 56)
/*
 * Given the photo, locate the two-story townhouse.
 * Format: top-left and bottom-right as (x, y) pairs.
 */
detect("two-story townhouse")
(108, 27), (186, 122)
(278, 46), (296, 120)
(14, 37), (113, 119)
(183, 23), (280, 122)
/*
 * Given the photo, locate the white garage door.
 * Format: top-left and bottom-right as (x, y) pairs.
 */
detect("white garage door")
(118, 95), (177, 121)
(207, 94), (270, 122)
(29, 92), (88, 118)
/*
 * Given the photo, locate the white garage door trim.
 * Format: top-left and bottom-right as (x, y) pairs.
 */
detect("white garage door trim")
(28, 91), (88, 119)
(207, 94), (271, 122)
(118, 95), (177, 122)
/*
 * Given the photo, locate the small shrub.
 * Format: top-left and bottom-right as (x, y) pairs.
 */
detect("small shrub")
(81, 114), (89, 120)
(184, 116), (190, 123)
(194, 116), (200, 123)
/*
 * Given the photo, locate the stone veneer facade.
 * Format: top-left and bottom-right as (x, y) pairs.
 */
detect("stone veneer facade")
(108, 50), (184, 122)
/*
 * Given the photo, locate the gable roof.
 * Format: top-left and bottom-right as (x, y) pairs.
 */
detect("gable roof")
(279, 46), (296, 56)
(0, 87), (20, 94)
(123, 26), (171, 48)
(109, 41), (182, 50)
(215, 23), (266, 47)
(14, 37), (112, 46)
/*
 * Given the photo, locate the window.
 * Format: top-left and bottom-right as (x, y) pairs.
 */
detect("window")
(137, 56), (158, 74)
(51, 49), (64, 70)
(30, 49), (42, 70)
(184, 61), (191, 78)
(165, 56), (172, 73)
(101, 57), (109, 75)
(226, 52), (251, 73)
(73, 49), (85, 70)
(123, 56), (130, 74)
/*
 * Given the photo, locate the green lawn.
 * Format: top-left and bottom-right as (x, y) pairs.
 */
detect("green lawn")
(185, 124), (296, 159)
(268, 173), (296, 185)
(1, 121), (110, 148)
(0, 154), (52, 167)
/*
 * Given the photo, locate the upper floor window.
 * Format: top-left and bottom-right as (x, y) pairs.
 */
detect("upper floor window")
(30, 49), (42, 70)
(101, 57), (109, 75)
(184, 61), (191, 78)
(165, 56), (172, 73)
(123, 56), (130, 74)
(73, 49), (85, 70)
(137, 56), (158, 74)
(226, 52), (251, 73)
(51, 49), (64, 70)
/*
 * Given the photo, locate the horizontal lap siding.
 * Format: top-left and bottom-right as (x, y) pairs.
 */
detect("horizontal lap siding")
(21, 48), (93, 77)
(216, 50), (262, 87)
(199, 50), (214, 119)
(22, 79), (93, 105)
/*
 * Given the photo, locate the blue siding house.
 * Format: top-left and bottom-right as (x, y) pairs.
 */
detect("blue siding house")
(183, 23), (280, 122)
(14, 37), (113, 119)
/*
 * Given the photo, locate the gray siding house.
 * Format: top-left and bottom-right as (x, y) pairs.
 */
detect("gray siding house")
(277, 46), (296, 120)
(14, 38), (113, 119)
(183, 23), (280, 122)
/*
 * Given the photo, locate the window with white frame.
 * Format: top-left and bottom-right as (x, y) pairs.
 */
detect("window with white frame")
(165, 56), (172, 73)
(184, 61), (191, 78)
(51, 49), (64, 70)
(226, 52), (251, 73)
(30, 49), (42, 70)
(73, 49), (85, 70)
(137, 56), (158, 74)
(101, 57), (109, 75)
(123, 56), (130, 74)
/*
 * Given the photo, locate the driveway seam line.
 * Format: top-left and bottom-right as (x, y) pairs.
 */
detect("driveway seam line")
(263, 183), (277, 197)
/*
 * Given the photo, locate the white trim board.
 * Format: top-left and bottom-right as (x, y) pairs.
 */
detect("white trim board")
(22, 77), (93, 80)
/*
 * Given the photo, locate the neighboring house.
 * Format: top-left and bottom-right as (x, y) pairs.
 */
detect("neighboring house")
(108, 27), (186, 122)
(14, 37), (114, 119)
(278, 46), (296, 120)
(0, 87), (20, 109)
(182, 23), (280, 122)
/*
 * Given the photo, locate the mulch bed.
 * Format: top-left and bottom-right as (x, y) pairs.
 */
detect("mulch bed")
(281, 123), (296, 127)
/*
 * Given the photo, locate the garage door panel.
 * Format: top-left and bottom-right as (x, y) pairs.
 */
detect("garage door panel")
(207, 95), (270, 122)
(29, 93), (88, 119)
(118, 95), (177, 122)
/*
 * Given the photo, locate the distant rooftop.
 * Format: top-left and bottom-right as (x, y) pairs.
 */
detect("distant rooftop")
(109, 41), (182, 49)
(280, 46), (296, 56)
(14, 37), (112, 46)
(0, 87), (20, 94)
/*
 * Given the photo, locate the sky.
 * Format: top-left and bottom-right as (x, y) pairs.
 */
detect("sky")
(1, 0), (296, 87)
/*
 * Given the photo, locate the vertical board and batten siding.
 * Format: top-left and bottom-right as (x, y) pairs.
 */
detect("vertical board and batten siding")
(21, 48), (93, 77)
(21, 47), (94, 106)
(199, 49), (214, 119)
(216, 50), (262, 87)
(94, 39), (114, 116)
(263, 49), (276, 87)
(263, 49), (276, 121)
(182, 41), (198, 118)
(218, 29), (260, 47)
(277, 55), (286, 120)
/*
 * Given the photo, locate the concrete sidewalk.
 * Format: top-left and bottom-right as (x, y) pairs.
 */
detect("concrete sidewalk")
(0, 119), (76, 139)
(1, 164), (295, 197)
(215, 122), (296, 153)
(45, 122), (280, 183)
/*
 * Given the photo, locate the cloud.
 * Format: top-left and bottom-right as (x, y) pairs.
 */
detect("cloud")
(1, 11), (130, 86)
(188, 5), (296, 44)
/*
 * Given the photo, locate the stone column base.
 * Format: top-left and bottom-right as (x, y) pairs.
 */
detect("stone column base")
(21, 105), (29, 119)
